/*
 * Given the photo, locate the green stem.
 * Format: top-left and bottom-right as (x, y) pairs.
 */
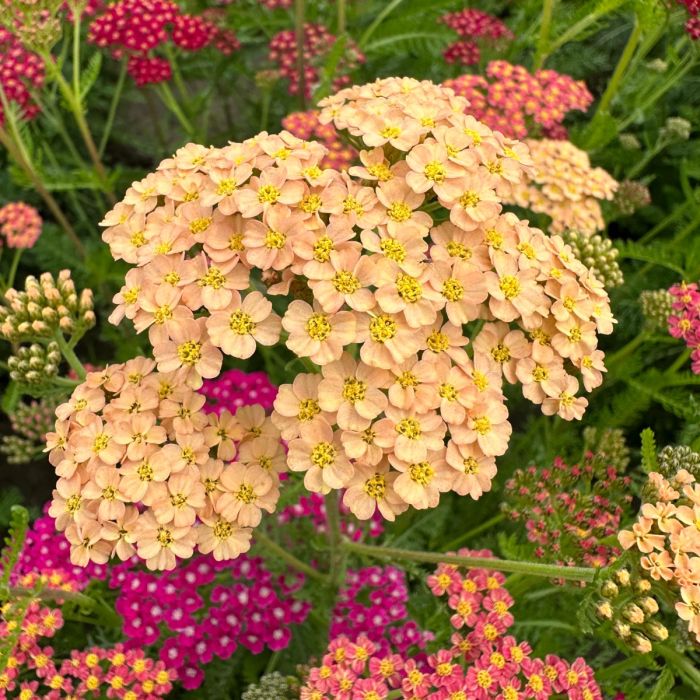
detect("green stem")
(5, 249), (22, 291)
(99, 60), (127, 158)
(605, 332), (647, 366)
(55, 332), (86, 380)
(639, 202), (690, 243)
(667, 348), (691, 374)
(72, 12), (81, 99)
(157, 83), (196, 139)
(337, 0), (346, 35)
(294, 0), (307, 110)
(52, 376), (82, 389)
(325, 491), (344, 588)
(626, 139), (666, 179)
(359, 0), (405, 48)
(656, 644), (700, 693)
(533, 0), (556, 69)
(164, 44), (191, 107)
(343, 541), (598, 583)
(440, 513), (506, 552)
(255, 531), (329, 583)
(9, 585), (94, 608)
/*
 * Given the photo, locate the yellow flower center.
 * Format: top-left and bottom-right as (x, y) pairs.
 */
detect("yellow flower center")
(473, 371), (488, 391)
(236, 484), (256, 504)
(93, 433), (110, 453)
(387, 202), (412, 222)
(473, 416), (491, 434)
(342, 377), (367, 403)
(529, 675), (544, 692)
(199, 267), (226, 289)
(464, 128), (482, 144)
(396, 417), (422, 439)
(424, 161), (446, 182)
(216, 178), (236, 196)
(569, 326), (582, 342)
(102, 485), (117, 501)
(343, 195), (364, 215)
(189, 217), (212, 234)
(301, 193), (322, 213)
(298, 398), (320, 421)
(137, 462), (153, 481)
(491, 343), (511, 363)
(177, 340), (202, 367)
(367, 163), (392, 181)
(426, 330), (449, 353)
(532, 365), (548, 382)
(302, 165), (322, 180)
(396, 274), (422, 302)
(369, 315), (397, 343)
(398, 370), (418, 388)
(66, 494), (81, 513)
(499, 275), (521, 299)
(436, 662), (453, 676)
(153, 304), (173, 325)
(485, 228), (503, 248)
(363, 474), (386, 499)
(229, 310), (255, 335)
(362, 427), (376, 444)
(487, 160), (503, 175)
(257, 184), (280, 204)
(446, 241), (471, 259)
(130, 230), (146, 247)
(559, 392), (574, 407)
(74, 398), (88, 410)
(311, 441), (337, 468)
(442, 278), (464, 301)
(459, 191), (481, 208)
(379, 238), (406, 262)
(124, 287), (140, 303)
(380, 125), (401, 139)
(333, 270), (361, 294)
(313, 236), (334, 262)
(463, 457), (478, 474)
(439, 383), (457, 401)
(265, 229), (286, 249)
(229, 233), (244, 251)
(518, 241), (536, 259)
(306, 313), (332, 341)
(156, 527), (173, 547)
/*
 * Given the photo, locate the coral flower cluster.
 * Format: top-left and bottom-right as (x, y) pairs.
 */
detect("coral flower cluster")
(83, 77), (613, 566)
(0, 28), (44, 124)
(667, 281), (700, 374)
(504, 453), (632, 571)
(619, 466), (700, 642)
(88, 0), (238, 86)
(506, 139), (618, 235)
(301, 550), (602, 699)
(47, 358), (285, 569)
(0, 600), (175, 699)
(444, 61), (593, 139)
(268, 23), (364, 98)
(283, 110), (357, 170)
(0, 201), (42, 249)
(440, 9), (514, 66)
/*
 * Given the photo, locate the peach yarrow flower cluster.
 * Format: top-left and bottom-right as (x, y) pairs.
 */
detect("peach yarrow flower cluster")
(90, 77), (612, 555)
(506, 139), (618, 236)
(618, 468), (700, 643)
(47, 358), (284, 570)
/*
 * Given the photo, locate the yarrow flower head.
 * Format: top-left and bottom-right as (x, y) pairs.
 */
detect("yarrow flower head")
(440, 9), (514, 66)
(0, 27), (45, 124)
(561, 230), (624, 289)
(444, 60), (593, 139)
(506, 139), (618, 235)
(0, 201), (42, 249)
(302, 549), (603, 699)
(667, 281), (700, 373)
(639, 288), (674, 333)
(89, 77), (614, 567)
(0, 397), (62, 464)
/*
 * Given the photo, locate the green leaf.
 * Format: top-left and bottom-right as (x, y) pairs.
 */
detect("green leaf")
(312, 35), (347, 103)
(80, 52), (102, 101)
(616, 240), (687, 276)
(1, 381), (21, 416)
(640, 428), (658, 473)
(364, 31), (450, 53)
(649, 667), (675, 700)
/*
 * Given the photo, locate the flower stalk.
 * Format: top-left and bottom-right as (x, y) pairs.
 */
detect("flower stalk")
(255, 531), (329, 583)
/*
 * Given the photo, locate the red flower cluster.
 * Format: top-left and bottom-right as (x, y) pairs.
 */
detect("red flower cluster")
(0, 28), (44, 124)
(668, 281), (700, 373)
(0, 201), (42, 249)
(282, 110), (356, 170)
(678, 0), (700, 39)
(268, 23), (364, 98)
(504, 454), (632, 573)
(444, 60), (593, 139)
(88, 0), (238, 86)
(441, 8), (514, 66)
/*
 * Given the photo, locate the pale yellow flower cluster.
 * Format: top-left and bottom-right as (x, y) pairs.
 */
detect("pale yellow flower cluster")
(47, 358), (283, 570)
(507, 139), (618, 236)
(58, 78), (614, 568)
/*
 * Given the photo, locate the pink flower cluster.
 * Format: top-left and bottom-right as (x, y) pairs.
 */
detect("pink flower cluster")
(88, 0), (238, 86)
(507, 139), (618, 235)
(444, 60), (593, 139)
(0, 28), (44, 124)
(283, 110), (357, 170)
(504, 454), (631, 572)
(678, 0), (700, 39)
(47, 358), (285, 569)
(0, 201), (42, 249)
(268, 23), (364, 98)
(441, 9), (513, 66)
(110, 553), (309, 690)
(668, 282), (700, 373)
(199, 367), (278, 416)
(619, 467), (700, 642)
(331, 566), (432, 656)
(0, 601), (175, 699)
(302, 550), (602, 699)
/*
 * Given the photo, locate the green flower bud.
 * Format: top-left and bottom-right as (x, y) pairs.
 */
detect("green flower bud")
(639, 289), (674, 333)
(561, 230), (624, 289)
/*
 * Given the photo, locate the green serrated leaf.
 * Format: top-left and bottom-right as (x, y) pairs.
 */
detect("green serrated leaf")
(80, 52), (102, 101)
(1, 381), (21, 416)
(640, 428), (658, 473)
(649, 667), (675, 700)
(312, 35), (348, 103)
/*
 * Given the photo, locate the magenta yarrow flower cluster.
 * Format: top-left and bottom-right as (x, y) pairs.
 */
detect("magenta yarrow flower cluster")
(301, 549), (602, 699)
(440, 9), (514, 66)
(0, 27), (44, 124)
(0, 201), (42, 249)
(199, 367), (277, 416)
(444, 60), (593, 139)
(677, 0), (700, 39)
(268, 23), (364, 98)
(0, 601), (175, 699)
(668, 282), (700, 373)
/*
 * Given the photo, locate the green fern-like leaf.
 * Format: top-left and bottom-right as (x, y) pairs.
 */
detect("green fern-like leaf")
(0, 505), (30, 598)
(640, 428), (659, 473)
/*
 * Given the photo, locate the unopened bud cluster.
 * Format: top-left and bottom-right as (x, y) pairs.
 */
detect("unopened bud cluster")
(582, 426), (631, 472)
(660, 116), (692, 142)
(657, 445), (700, 480)
(7, 341), (61, 391)
(0, 270), (95, 343)
(613, 180), (651, 217)
(561, 230), (624, 288)
(595, 569), (667, 653)
(0, 397), (60, 464)
(639, 289), (674, 333)
(242, 672), (298, 700)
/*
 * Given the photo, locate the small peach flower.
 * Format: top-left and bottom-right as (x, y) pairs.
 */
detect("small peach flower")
(197, 513), (252, 561)
(391, 451), (454, 509)
(373, 407), (447, 463)
(218, 464), (278, 527)
(132, 511), (197, 571)
(150, 467), (207, 528)
(343, 462), (408, 521)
